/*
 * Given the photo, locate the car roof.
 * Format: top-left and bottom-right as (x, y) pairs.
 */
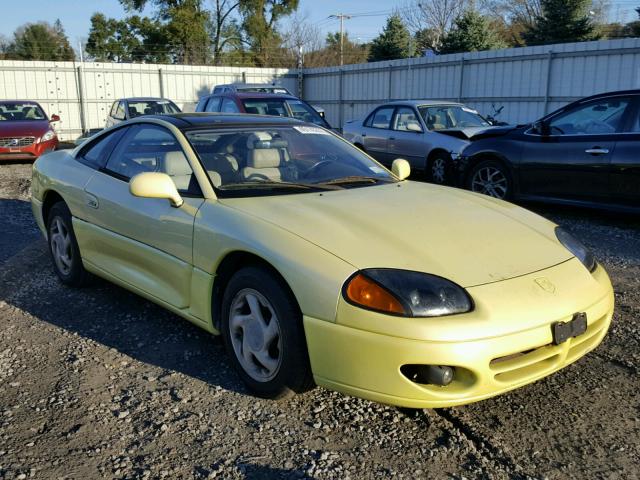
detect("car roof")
(0, 100), (43, 105)
(118, 97), (175, 102)
(210, 92), (298, 100)
(216, 83), (289, 89)
(383, 100), (464, 107)
(148, 112), (306, 128)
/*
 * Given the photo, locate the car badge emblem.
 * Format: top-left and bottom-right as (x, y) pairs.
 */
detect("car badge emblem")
(10, 138), (19, 146)
(535, 277), (556, 293)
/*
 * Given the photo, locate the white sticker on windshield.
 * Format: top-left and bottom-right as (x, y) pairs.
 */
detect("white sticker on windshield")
(369, 166), (385, 173)
(293, 126), (330, 135)
(462, 107), (478, 114)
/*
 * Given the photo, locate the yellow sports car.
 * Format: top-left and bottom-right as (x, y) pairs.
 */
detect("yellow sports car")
(31, 114), (614, 408)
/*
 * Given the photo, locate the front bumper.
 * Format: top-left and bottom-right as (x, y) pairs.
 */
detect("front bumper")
(304, 260), (614, 408)
(0, 138), (58, 161)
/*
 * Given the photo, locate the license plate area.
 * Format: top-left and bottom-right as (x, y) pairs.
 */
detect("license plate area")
(552, 312), (587, 345)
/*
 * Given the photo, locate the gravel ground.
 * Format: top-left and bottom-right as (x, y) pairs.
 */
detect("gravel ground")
(0, 162), (638, 480)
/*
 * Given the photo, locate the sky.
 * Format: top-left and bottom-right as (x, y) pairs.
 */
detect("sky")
(0, 0), (636, 47)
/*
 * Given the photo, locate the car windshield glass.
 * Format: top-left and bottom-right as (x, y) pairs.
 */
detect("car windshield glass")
(242, 99), (328, 127)
(0, 103), (47, 121)
(127, 100), (180, 118)
(418, 105), (490, 130)
(186, 126), (395, 196)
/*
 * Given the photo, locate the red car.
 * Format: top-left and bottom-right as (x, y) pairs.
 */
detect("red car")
(0, 101), (60, 161)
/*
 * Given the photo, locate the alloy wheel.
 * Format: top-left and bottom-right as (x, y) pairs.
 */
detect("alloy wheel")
(431, 157), (447, 184)
(49, 217), (73, 275)
(229, 288), (283, 382)
(470, 166), (508, 199)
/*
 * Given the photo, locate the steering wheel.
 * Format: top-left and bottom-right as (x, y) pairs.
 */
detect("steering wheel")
(302, 160), (334, 179)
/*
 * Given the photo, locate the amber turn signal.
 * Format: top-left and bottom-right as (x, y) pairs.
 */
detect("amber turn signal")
(345, 273), (406, 315)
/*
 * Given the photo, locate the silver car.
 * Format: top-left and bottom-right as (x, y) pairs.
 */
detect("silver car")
(343, 101), (493, 184)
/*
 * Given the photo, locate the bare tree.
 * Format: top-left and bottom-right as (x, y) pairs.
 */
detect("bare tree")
(209, 0), (241, 65)
(398, 0), (469, 50)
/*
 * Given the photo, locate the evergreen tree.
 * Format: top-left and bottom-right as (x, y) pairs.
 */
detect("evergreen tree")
(440, 10), (507, 54)
(6, 20), (75, 61)
(524, 0), (601, 45)
(368, 15), (412, 62)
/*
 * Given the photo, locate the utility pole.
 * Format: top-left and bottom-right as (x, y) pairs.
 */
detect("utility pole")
(329, 13), (352, 66)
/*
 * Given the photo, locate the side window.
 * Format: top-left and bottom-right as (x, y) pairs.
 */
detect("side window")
(548, 97), (631, 135)
(79, 128), (128, 169)
(205, 97), (221, 112)
(393, 107), (421, 131)
(104, 125), (199, 194)
(627, 99), (640, 132)
(369, 107), (395, 129)
(221, 98), (240, 113)
(109, 102), (119, 117)
(195, 97), (208, 112)
(115, 101), (126, 120)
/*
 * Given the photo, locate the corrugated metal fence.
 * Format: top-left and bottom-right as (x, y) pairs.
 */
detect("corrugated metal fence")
(0, 61), (297, 140)
(1, 38), (639, 140)
(304, 38), (640, 128)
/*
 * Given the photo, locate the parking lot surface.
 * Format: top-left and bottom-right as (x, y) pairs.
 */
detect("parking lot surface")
(1, 162), (638, 479)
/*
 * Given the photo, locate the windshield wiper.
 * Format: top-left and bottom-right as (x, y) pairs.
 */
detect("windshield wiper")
(320, 176), (394, 186)
(220, 181), (343, 191)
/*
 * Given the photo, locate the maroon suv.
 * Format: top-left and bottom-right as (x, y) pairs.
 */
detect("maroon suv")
(0, 101), (60, 161)
(195, 92), (332, 129)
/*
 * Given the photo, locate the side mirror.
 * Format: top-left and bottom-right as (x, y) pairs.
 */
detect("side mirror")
(392, 158), (411, 180)
(406, 122), (423, 133)
(129, 172), (183, 208)
(533, 120), (549, 136)
(50, 114), (60, 123)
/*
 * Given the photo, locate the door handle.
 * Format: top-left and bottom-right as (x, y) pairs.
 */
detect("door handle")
(585, 148), (609, 155)
(389, 137), (396, 141)
(361, 133), (367, 137)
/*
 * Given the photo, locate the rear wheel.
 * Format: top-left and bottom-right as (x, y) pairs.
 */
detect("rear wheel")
(221, 266), (314, 399)
(47, 202), (91, 287)
(467, 160), (512, 200)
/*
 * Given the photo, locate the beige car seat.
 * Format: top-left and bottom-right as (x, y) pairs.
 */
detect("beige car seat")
(163, 151), (193, 190)
(241, 132), (290, 182)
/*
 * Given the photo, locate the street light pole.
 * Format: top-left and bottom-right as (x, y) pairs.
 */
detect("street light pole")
(329, 13), (352, 66)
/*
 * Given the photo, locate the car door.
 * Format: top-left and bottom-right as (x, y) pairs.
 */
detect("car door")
(79, 123), (204, 309)
(518, 96), (633, 202)
(387, 106), (426, 169)
(609, 95), (640, 207)
(361, 106), (395, 165)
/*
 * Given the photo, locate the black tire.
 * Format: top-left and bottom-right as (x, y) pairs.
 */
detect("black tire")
(466, 159), (512, 200)
(46, 202), (91, 287)
(427, 152), (450, 185)
(221, 265), (314, 399)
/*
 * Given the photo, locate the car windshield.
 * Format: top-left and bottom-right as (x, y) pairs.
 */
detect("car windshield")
(186, 126), (395, 196)
(242, 99), (328, 127)
(0, 103), (47, 121)
(418, 105), (490, 130)
(127, 100), (180, 118)
(238, 87), (291, 94)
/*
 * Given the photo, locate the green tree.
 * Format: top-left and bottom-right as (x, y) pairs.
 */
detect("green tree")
(440, 10), (508, 54)
(239, 0), (299, 67)
(120, 0), (212, 64)
(524, 0), (601, 45)
(626, 7), (640, 37)
(368, 14), (412, 62)
(6, 20), (75, 61)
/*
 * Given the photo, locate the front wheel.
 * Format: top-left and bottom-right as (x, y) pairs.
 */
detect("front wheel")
(428, 154), (450, 185)
(467, 160), (512, 200)
(221, 266), (314, 399)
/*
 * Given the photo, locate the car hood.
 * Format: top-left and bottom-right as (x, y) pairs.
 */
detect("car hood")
(0, 120), (51, 137)
(437, 125), (516, 141)
(222, 182), (572, 288)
